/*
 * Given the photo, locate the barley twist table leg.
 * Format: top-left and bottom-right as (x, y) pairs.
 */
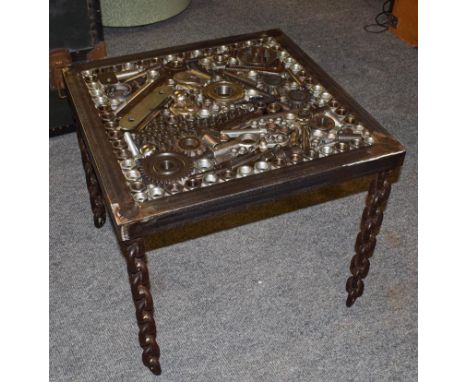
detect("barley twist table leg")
(121, 238), (162, 375)
(346, 171), (392, 307)
(77, 132), (106, 228)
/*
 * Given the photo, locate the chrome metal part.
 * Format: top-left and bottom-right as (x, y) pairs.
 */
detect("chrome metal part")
(212, 133), (260, 160)
(194, 158), (214, 172)
(147, 185), (166, 200)
(123, 132), (141, 158)
(120, 85), (174, 131)
(124, 169), (141, 182)
(220, 128), (268, 138)
(120, 158), (136, 171)
(237, 165), (253, 177)
(202, 173), (219, 187)
(254, 160), (271, 173)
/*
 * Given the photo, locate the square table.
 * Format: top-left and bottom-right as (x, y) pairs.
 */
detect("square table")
(63, 29), (405, 375)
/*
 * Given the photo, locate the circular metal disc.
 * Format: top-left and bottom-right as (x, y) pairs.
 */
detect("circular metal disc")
(142, 152), (193, 185)
(203, 81), (244, 104)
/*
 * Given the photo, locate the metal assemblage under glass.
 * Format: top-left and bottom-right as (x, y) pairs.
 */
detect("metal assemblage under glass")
(80, 35), (376, 204)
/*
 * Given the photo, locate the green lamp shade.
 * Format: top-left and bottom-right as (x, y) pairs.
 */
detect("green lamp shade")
(101, 0), (191, 27)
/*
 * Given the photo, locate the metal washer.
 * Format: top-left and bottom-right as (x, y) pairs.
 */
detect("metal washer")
(203, 80), (244, 104)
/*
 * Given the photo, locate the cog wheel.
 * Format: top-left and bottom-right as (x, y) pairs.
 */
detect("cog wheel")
(174, 135), (206, 158)
(141, 152), (193, 185)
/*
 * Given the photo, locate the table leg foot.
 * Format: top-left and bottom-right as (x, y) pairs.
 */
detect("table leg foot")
(122, 238), (162, 375)
(77, 132), (106, 228)
(346, 171), (392, 307)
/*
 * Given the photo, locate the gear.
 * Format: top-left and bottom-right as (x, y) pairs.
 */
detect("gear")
(141, 152), (193, 185)
(174, 135), (206, 157)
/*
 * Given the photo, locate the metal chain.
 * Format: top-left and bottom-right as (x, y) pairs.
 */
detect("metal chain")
(346, 170), (391, 307)
(122, 238), (162, 375)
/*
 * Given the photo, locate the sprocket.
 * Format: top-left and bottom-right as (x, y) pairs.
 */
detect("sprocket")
(141, 152), (193, 185)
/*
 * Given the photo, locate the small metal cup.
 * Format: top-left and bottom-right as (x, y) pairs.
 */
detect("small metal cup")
(254, 161), (271, 174)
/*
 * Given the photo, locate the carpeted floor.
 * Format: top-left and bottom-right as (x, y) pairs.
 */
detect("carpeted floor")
(49, 1), (417, 380)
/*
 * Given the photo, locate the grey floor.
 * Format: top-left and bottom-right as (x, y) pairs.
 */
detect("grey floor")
(49, 1), (417, 381)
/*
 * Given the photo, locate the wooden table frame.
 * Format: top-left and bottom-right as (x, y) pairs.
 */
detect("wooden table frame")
(64, 29), (405, 375)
